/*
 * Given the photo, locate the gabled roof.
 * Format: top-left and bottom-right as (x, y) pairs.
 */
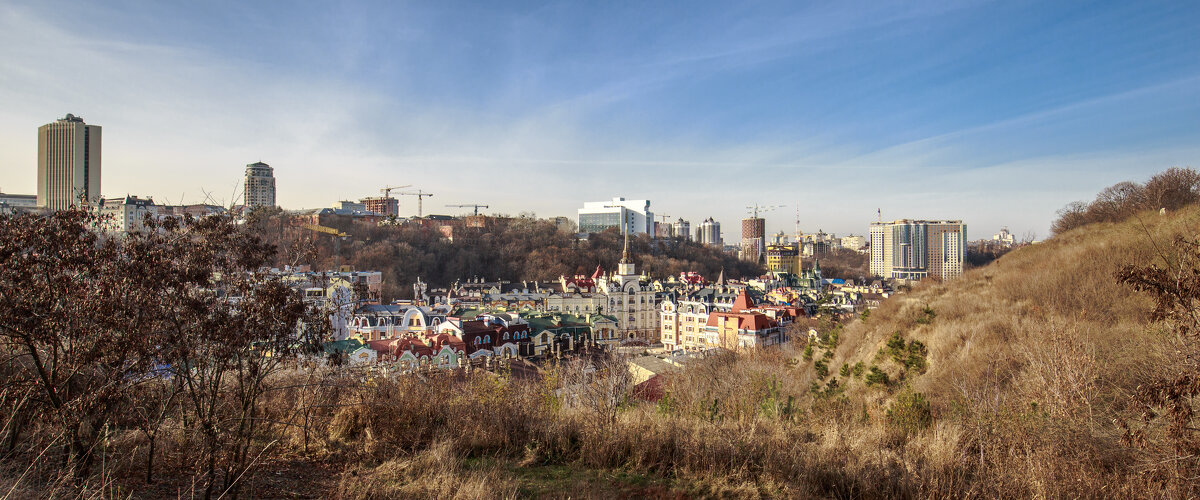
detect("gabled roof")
(460, 320), (494, 335)
(732, 288), (754, 312)
(707, 311), (775, 331)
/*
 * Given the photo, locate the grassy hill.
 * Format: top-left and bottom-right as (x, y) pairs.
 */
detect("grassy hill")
(324, 206), (1196, 498)
(768, 205), (1188, 496)
(4, 204), (1196, 499)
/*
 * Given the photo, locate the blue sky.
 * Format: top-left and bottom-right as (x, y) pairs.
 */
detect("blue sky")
(1, 0), (1197, 239)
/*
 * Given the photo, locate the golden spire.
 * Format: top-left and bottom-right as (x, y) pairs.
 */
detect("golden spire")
(621, 224), (631, 264)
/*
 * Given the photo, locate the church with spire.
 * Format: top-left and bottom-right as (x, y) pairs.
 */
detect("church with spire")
(595, 223), (659, 342)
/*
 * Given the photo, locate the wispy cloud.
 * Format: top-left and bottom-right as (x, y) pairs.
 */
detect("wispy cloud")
(0, 1), (1197, 240)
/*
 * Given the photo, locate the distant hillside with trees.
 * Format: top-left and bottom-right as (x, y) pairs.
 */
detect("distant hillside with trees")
(252, 214), (763, 300)
(1051, 167), (1200, 235)
(814, 248), (871, 282)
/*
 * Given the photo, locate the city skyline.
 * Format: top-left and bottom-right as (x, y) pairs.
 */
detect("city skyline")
(1, 1), (1198, 238)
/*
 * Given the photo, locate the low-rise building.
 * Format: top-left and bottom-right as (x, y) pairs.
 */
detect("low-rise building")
(0, 192), (37, 215)
(766, 244), (802, 274)
(99, 195), (158, 233)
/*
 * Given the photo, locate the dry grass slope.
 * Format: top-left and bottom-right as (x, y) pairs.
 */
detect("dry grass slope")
(4, 206), (1196, 499)
(793, 205), (1197, 496)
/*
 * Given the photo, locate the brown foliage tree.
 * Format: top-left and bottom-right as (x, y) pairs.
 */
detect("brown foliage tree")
(147, 215), (330, 499)
(0, 209), (167, 479)
(0, 209), (329, 497)
(1117, 235), (1200, 487)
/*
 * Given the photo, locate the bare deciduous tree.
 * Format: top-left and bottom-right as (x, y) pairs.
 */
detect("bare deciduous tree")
(560, 354), (632, 431)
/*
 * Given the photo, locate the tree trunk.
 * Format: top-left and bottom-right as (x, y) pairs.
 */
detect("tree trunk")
(145, 434), (156, 484)
(203, 433), (218, 500)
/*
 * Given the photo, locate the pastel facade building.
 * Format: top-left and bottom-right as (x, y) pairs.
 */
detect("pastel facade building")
(659, 287), (739, 351)
(869, 219), (966, 280)
(594, 235), (659, 342)
(765, 244), (802, 275)
(661, 288), (799, 352)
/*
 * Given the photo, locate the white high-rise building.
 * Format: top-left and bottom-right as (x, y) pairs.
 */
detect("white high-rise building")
(993, 227), (1015, 246)
(671, 218), (691, 241)
(696, 217), (722, 246)
(577, 197), (654, 235)
(243, 162), (276, 208)
(37, 114), (101, 210)
(870, 219), (965, 280)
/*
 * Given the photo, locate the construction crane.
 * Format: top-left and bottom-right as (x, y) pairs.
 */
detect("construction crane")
(379, 184), (412, 198)
(397, 189), (434, 217)
(301, 223), (347, 237)
(302, 223), (349, 253)
(446, 204), (489, 216)
(746, 204), (785, 219)
(654, 214), (672, 237)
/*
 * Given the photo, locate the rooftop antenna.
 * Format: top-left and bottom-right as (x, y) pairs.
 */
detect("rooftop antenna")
(877, 208), (882, 223)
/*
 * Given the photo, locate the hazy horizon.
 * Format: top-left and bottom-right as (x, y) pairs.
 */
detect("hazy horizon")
(2, 1), (1198, 239)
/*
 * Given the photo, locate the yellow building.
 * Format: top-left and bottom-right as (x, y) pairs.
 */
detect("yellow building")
(766, 244), (802, 274)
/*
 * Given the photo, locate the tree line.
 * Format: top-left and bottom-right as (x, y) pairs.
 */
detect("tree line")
(250, 213), (764, 300)
(1051, 167), (1200, 235)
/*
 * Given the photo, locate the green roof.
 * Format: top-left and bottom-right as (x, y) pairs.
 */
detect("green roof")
(525, 316), (560, 334)
(322, 339), (362, 355)
(457, 309), (484, 319)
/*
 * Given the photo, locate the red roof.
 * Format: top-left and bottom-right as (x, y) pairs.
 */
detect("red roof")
(433, 333), (466, 352)
(365, 339), (400, 354)
(707, 312), (775, 331)
(632, 374), (667, 402)
(732, 289), (754, 312)
(563, 276), (595, 291)
(461, 320), (493, 335)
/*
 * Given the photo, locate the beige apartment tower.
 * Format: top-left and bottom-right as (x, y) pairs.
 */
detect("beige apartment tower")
(37, 114), (101, 210)
(869, 219), (966, 280)
(243, 162), (276, 208)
